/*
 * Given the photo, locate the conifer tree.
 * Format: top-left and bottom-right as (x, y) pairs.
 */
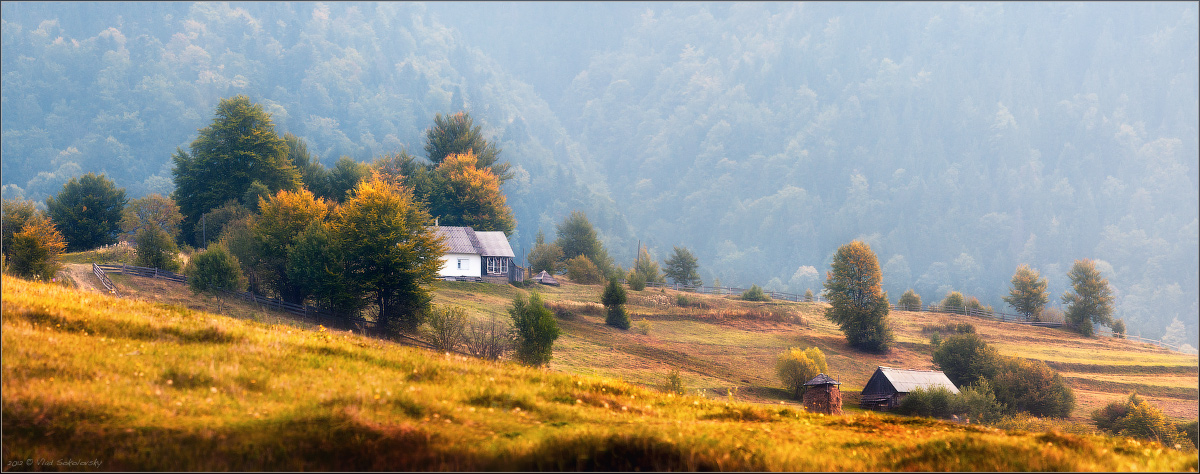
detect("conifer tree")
(1003, 264), (1049, 320)
(602, 276), (630, 329)
(824, 240), (893, 352)
(424, 111), (511, 181)
(555, 211), (611, 274)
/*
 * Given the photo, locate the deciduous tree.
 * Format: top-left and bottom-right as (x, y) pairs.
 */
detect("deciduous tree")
(509, 291), (559, 366)
(526, 229), (564, 275)
(431, 152), (515, 234)
(185, 243), (246, 310)
(1003, 264), (1048, 320)
(120, 194), (183, 241)
(134, 226), (181, 271)
(898, 289), (922, 311)
(824, 240), (894, 352)
(634, 245), (664, 284)
(332, 174), (446, 334)
(45, 173), (127, 251)
(254, 188), (329, 303)
(2, 199), (39, 260)
(173, 95), (300, 245)
(776, 346), (828, 400)
(1061, 259), (1116, 337)
(6, 213), (66, 280)
(932, 333), (999, 387)
(555, 211), (611, 274)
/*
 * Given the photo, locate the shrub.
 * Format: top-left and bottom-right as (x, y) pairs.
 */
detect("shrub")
(928, 332), (942, 348)
(965, 296), (992, 315)
(134, 227), (182, 272)
(775, 347), (828, 400)
(626, 269), (646, 291)
(602, 277), (630, 329)
(896, 386), (958, 419)
(663, 369), (686, 395)
(184, 243), (246, 310)
(2, 199), (39, 260)
(509, 292), (560, 366)
(1110, 319), (1126, 338)
(991, 356), (1075, 418)
(6, 213), (67, 281)
(1180, 420), (1198, 450)
(742, 285), (770, 302)
(633, 319), (652, 336)
(464, 313), (511, 361)
(1037, 307), (1065, 323)
(804, 289), (814, 302)
(942, 291), (965, 313)
(1093, 393), (1195, 450)
(566, 255), (604, 284)
(898, 289), (922, 311)
(953, 379), (1007, 423)
(421, 305), (468, 352)
(932, 333), (999, 387)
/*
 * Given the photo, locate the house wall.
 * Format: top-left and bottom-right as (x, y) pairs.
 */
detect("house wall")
(438, 253), (481, 277)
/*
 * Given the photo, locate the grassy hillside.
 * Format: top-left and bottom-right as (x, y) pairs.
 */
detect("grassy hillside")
(2, 275), (1197, 471)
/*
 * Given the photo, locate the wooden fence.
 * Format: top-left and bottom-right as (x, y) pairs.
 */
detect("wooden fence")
(642, 280), (826, 303)
(91, 263), (117, 294)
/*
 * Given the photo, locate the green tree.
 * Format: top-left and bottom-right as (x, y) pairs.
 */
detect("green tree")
(2, 199), (39, 260)
(430, 151), (516, 234)
(824, 240), (894, 352)
(1111, 319), (1126, 338)
(626, 269), (647, 291)
(742, 284), (771, 302)
(286, 220), (353, 313)
(119, 194), (183, 242)
(898, 289), (922, 311)
(184, 243), (246, 310)
(509, 291), (560, 366)
(634, 245), (664, 283)
(45, 173), (127, 251)
(527, 229), (564, 275)
(940, 291), (965, 313)
(253, 188), (329, 303)
(953, 379), (1008, 423)
(373, 150), (436, 203)
(602, 276), (630, 329)
(285, 133), (332, 200)
(555, 210), (611, 274)
(1061, 259), (1116, 337)
(932, 333), (999, 387)
(1003, 264), (1048, 320)
(194, 200), (252, 248)
(565, 255), (604, 285)
(6, 213), (66, 280)
(332, 174), (446, 334)
(172, 95), (300, 245)
(424, 111), (510, 181)
(134, 227), (181, 271)
(663, 245), (701, 286)
(326, 156), (371, 203)
(775, 346), (828, 400)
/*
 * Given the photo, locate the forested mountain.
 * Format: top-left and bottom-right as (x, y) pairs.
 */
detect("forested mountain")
(2, 2), (1196, 346)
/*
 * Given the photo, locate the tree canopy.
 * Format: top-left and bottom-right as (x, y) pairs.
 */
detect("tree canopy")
(663, 245), (701, 286)
(1003, 264), (1049, 320)
(424, 111), (510, 181)
(555, 211), (611, 274)
(824, 240), (893, 352)
(1062, 259), (1116, 337)
(45, 173), (127, 251)
(172, 95), (300, 245)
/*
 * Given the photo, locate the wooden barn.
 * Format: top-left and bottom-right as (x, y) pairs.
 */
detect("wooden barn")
(859, 366), (959, 410)
(802, 373), (843, 415)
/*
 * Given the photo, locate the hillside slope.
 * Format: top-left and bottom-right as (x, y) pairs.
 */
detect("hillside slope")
(3, 275), (1196, 471)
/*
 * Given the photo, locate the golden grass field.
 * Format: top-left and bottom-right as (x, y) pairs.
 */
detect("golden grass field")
(1, 268), (1196, 471)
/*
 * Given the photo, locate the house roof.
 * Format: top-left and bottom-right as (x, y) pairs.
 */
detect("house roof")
(804, 374), (840, 386)
(432, 226), (514, 257)
(534, 270), (559, 286)
(872, 367), (960, 394)
(475, 231), (515, 258)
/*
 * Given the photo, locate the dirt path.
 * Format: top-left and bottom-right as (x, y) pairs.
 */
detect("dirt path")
(63, 263), (107, 293)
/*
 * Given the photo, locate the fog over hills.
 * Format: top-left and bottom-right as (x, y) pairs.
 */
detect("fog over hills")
(2, 2), (1196, 345)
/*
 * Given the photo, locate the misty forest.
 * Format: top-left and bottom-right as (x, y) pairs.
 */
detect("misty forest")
(2, 2), (1196, 347)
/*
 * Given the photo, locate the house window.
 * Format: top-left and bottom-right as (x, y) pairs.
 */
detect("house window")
(457, 258), (466, 270)
(486, 257), (508, 275)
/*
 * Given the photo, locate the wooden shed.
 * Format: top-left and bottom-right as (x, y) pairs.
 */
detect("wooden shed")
(859, 366), (959, 410)
(802, 373), (843, 415)
(533, 270), (559, 286)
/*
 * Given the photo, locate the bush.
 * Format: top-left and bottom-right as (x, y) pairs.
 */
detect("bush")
(134, 227), (181, 272)
(464, 313), (511, 361)
(184, 243), (246, 310)
(509, 292), (560, 366)
(1093, 393), (1195, 450)
(932, 333), (999, 387)
(1110, 319), (1126, 338)
(804, 289), (814, 302)
(775, 347), (828, 400)
(942, 291), (965, 313)
(663, 369), (686, 395)
(566, 255), (604, 284)
(898, 289), (922, 311)
(421, 305), (468, 352)
(626, 269), (646, 291)
(602, 277), (630, 329)
(742, 285), (770, 302)
(991, 356), (1075, 418)
(928, 332), (942, 348)
(6, 213), (67, 281)
(965, 296), (992, 315)
(633, 319), (652, 336)
(1037, 307), (1065, 323)
(953, 379), (1007, 423)
(896, 386), (958, 419)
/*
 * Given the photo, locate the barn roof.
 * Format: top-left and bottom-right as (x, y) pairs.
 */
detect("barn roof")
(872, 367), (960, 394)
(804, 374), (840, 386)
(432, 226), (514, 257)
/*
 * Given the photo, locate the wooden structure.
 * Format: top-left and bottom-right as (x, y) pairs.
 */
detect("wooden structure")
(533, 270), (559, 286)
(432, 226), (519, 283)
(859, 366), (959, 410)
(802, 373), (843, 415)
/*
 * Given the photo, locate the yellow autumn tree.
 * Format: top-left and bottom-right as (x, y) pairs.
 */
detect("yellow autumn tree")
(824, 240), (893, 352)
(432, 151), (516, 235)
(253, 188), (329, 303)
(7, 213), (68, 280)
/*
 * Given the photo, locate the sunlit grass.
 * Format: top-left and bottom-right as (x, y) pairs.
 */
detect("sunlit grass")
(3, 275), (1195, 471)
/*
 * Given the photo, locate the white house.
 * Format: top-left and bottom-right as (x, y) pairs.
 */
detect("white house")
(432, 226), (519, 283)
